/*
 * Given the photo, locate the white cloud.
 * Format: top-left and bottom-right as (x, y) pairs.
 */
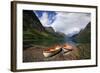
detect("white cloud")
(35, 11), (91, 36)
(39, 12), (51, 27)
(51, 12), (91, 35)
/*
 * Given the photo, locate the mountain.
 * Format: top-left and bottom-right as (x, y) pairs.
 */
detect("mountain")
(45, 27), (55, 33)
(75, 22), (91, 59)
(45, 27), (66, 38)
(75, 22), (91, 43)
(23, 10), (46, 32)
(23, 10), (65, 49)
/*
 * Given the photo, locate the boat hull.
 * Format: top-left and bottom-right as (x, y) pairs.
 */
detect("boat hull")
(43, 48), (62, 58)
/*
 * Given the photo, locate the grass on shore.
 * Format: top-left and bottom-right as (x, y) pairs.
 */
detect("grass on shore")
(77, 43), (91, 59)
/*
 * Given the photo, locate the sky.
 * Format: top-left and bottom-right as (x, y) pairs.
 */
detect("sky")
(35, 10), (91, 36)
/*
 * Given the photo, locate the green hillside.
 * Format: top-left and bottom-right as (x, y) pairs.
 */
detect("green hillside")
(75, 22), (91, 59)
(75, 22), (91, 43)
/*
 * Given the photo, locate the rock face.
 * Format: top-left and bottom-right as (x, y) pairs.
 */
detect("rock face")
(75, 22), (91, 59)
(75, 22), (91, 43)
(45, 27), (55, 33)
(23, 10), (46, 32)
(23, 10), (45, 49)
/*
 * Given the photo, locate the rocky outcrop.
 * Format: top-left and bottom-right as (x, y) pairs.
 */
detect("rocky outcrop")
(23, 10), (46, 32)
(45, 27), (55, 33)
(75, 22), (91, 43)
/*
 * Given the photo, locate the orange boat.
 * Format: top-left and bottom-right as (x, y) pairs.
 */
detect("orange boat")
(62, 44), (73, 53)
(43, 46), (62, 58)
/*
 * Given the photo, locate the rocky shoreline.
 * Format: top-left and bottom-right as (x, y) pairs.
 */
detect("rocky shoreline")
(23, 44), (80, 62)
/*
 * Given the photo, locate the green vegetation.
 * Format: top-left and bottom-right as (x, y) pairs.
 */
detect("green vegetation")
(23, 10), (65, 49)
(23, 29), (65, 47)
(77, 43), (91, 59)
(75, 22), (91, 59)
(75, 22), (91, 43)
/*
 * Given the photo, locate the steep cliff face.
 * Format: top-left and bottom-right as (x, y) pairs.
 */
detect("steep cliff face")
(23, 10), (46, 32)
(75, 22), (91, 43)
(23, 10), (46, 49)
(23, 10), (65, 49)
(75, 22), (91, 59)
(45, 27), (55, 33)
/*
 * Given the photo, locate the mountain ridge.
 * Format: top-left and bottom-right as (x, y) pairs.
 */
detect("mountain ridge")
(23, 10), (65, 49)
(75, 22), (91, 43)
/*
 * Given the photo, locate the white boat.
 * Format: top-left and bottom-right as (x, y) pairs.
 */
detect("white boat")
(43, 46), (62, 58)
(62, 44), (73, 53)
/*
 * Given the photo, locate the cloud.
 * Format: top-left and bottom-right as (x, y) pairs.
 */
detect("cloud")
(39, 12), (50, 27)
(35, 11), (56, 27)
(35, 11), (91, 36)
(51, 12), (91, 35)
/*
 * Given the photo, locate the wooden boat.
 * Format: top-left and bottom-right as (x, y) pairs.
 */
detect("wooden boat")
(43, 46), (62, 58)
(62, 44), (73, 53)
